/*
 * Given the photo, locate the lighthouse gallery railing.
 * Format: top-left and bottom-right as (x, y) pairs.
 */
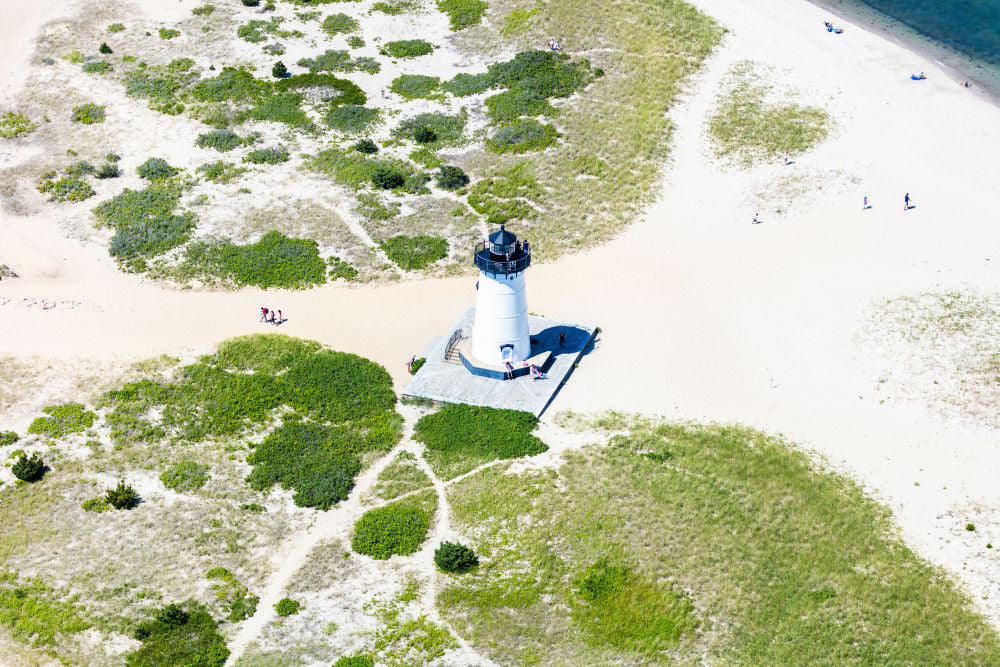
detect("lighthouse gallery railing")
(473, 241), (531, 275)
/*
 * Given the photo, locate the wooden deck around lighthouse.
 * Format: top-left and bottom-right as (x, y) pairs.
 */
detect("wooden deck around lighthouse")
(402, 306), (596, 417)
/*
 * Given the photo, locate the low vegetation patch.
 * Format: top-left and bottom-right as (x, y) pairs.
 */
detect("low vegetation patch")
(71, 103), (105, 124)
(414, 404), (546, 479)
(370, 451), (431, 500)
(394, 112), (465, 147)
(137, 157), (178, 181)
(325, 104), (380, 133)
(380, 39), (435, 59)
(0, 111), (36, 138)
(181, 231), (324, 289)
(128, 602), (228, 666)
(82, 60), (113, 75)
(27, 403), (96, 438)
(274, 597), (300, 616)
(380, 234), (448, 271)
(327, 256), (358, 281)
(437, 0), (487, 30)
(440, 415), (1000, 662)
(390, 74), (441, 100)
(244, 146), (289, 164)
(95, 180), (196, 260)
(486, 119), (559, 153)
(0, 576), (91, 646)
(321, 13), (359, 35)
(36, 172), (95, 202)
(352, 490), (435, 559)
(708, 61), (830, 167)
(206, 567), (258, 621)
(160, 460), (210, 492)
(196, 129), (244, 152)
(197, 161), (247, 184)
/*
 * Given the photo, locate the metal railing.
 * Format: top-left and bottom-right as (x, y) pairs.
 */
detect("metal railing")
(444, 328), (464, 362)
(473, 241), (531, 275)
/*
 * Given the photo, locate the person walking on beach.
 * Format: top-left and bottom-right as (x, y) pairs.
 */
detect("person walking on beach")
(752, 213), (761, 224)
(863, 195), (868, 210)
(268, 309), (276, 324)
(904, 193), (910, 210)
(277, 309), (282, 323)
(260, 307), (268, 322)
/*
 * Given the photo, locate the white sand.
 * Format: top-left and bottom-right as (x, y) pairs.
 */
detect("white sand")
(4, 0), (1000, 642)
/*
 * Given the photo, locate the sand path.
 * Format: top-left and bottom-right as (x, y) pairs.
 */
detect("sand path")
(4, 0), (1000, 637)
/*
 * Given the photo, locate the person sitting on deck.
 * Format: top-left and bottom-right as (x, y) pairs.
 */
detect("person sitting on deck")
(529, 364), (546, 381)
(505, 361), (514, 380)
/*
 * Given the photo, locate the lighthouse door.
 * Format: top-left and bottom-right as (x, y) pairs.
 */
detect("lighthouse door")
(499, 344), (515, 363)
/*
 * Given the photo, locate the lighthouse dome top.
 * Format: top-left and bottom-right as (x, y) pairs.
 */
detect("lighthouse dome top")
(474, 224), (531, 276)
(488, 224), (518, 250)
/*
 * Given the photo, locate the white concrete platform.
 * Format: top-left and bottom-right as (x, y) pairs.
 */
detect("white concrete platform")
(402, 305), (596, 417)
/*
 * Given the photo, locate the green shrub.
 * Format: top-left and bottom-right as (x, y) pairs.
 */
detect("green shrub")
(183, 231), (325, 289)
(95, 180), (196, 259)
(107, 22), (126, 32)
(396, 111), (468, 146)
(380, 234), (448, 270)
(437, 0), (487, 30)
(262, 43), (285, 55)
(238, 18), (296, 43)
(380, 39), (434, 59)
(0, 431), (18, 446)
(413, 126), (437, 143)
(272, 61), (287, 78)
(353, 139), (378, 154)
(106, 480), (139, 509)
(0, 111), (36, 138)
(436, 165), (469, 190)
(197, 161), (246, 183)
(83, 60), (113, 74)
(96, 162), (121, 179)
(408, 357), (426, 374)
(373, 0), (419, 13)
(322, 13), (358, 35)
(442, 72), (493, 96)
(248, 92), (311, 129)
(192, 68), (267, 103)
(352, 500), (432, 559)
(967, 523), (976, 532)
(390, 74), (441, 100)
(371, 164), (405, 190)
(11, 453), (45, 482)
(0, 577), (91, 645)
(415, 403), (547, 478)
(71, 103), (105, 124)
(160, 460), (210, 492)
(27, 403), (96, 438)
(65, 161), (96, 177)
(127, 602), (229, 666)
(99, 42), (113, 54)
(486, 119), (559, 153)
(123, 72), (180, 100)
(156, 604), (189, 626)
(244, 146), (289, 164)
(158, 28), (180, 40)
(334, 656), (374, 667)
(348, 35), (364, 48)
(297, 49), (353, 72)
(434, 541), (478, 572)
(196, 129), (242, 152)
(206, 568), (258, 622)
(137, 157), (178, 180)
(242, 0), (260, 5)
(36, 173), (96, 202)
(485, 89), (557, 122)
(274, 73), (366, 107)
(327, 256), (358, 281)
(274, 597), (300, 616)
(192, 5), (215, 16)
(325, 104), (380, 133)
(354, 57), (380, 74)
(82, 495), (111, 512)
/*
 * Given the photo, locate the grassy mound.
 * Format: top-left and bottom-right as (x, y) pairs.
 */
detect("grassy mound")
(180, 231), (325, 289)
(127, 602), (228, 666)
(414, 404), (547, 479)
(352, 490), (436, 559)
(439, 415), (1000, 663)
(380, 234), (448, 270)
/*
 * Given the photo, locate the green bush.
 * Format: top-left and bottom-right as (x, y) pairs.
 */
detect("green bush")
(380, 234), (448, 270)
(192, 68), (266, 103)
(160, 460), (210, 492)
(486, 119), (560, 153)
(263, 43), (285, 55)
(325, 104), (380, 133)
(334, 656), (374, 667)
(0, 431), (19, 446)
(244, 146), (289, 164)
(353, 139), (378, 154)
(248, 92), (311, 129)
(408, 357), (426, 374)
(183, 231), (325, 288)
(137, 157), (178, 180)
(272, 61), (287, 78)
(437, 0), (487, 30)
(95, 180), (196, 260)
(65, 161), (96, 177)
(355, 57), (380, 74)
(27, 403), (96, 438)
(192, 5), (215, 16)
(413, 126), (437, 143)
(0, 577), (91, 645)
(0, 111), (36, 138)
(107, 22), (126, 32)
(124, 72), (180, 100)
(242, 0), (260, 5)
(434, 541), (478, 572)
(196, 129), (242, 152)
(390, 74), (441, 100)
(96, 163), (121, 179)
(415, 403), (547, 478)
(274, 597), (300, 617)
(82, 495), (111, 512)
(348, 35), (364, 48)
(156, 603), (188, 626)
(197, 161), (246, 183)
(106, 480), (139, 509)
(158, 28), (180, 40)
(436, 165), (469, 190)
(206, 567), (258, 622)
(99, 42), (113, 54)
(36, 173), (96, 202)
(352, 500), (432, 559)
(82, 61), (113, 74)
(327, 256), (358, 281)
(297, 49), (353, 73)
(322, 13), (358, 35)
(371, 164), (405, 190)
(373, 0), (419, 13)
(127, 602), (228, 666)
(442, 72), (493, 97)
(394, 113), (466, 147)
(485, 89), (557, 122)
(71, 103), (106, 124)
(380, 39), (434, 59)
(11, 453), (45, 482)
(238, 19), (292, 43)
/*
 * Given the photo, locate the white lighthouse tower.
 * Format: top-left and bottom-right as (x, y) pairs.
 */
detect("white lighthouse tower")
(470, 224), (532, 365)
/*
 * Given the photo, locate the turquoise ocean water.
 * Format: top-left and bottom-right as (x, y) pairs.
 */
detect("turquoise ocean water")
(812, 0), (1000, 102)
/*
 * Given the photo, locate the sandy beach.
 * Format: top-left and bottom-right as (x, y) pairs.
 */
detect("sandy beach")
(3, 0), (1000, 648)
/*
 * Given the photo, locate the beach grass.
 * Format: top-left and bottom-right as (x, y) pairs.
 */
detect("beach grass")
(439, 413), (1000, 663)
